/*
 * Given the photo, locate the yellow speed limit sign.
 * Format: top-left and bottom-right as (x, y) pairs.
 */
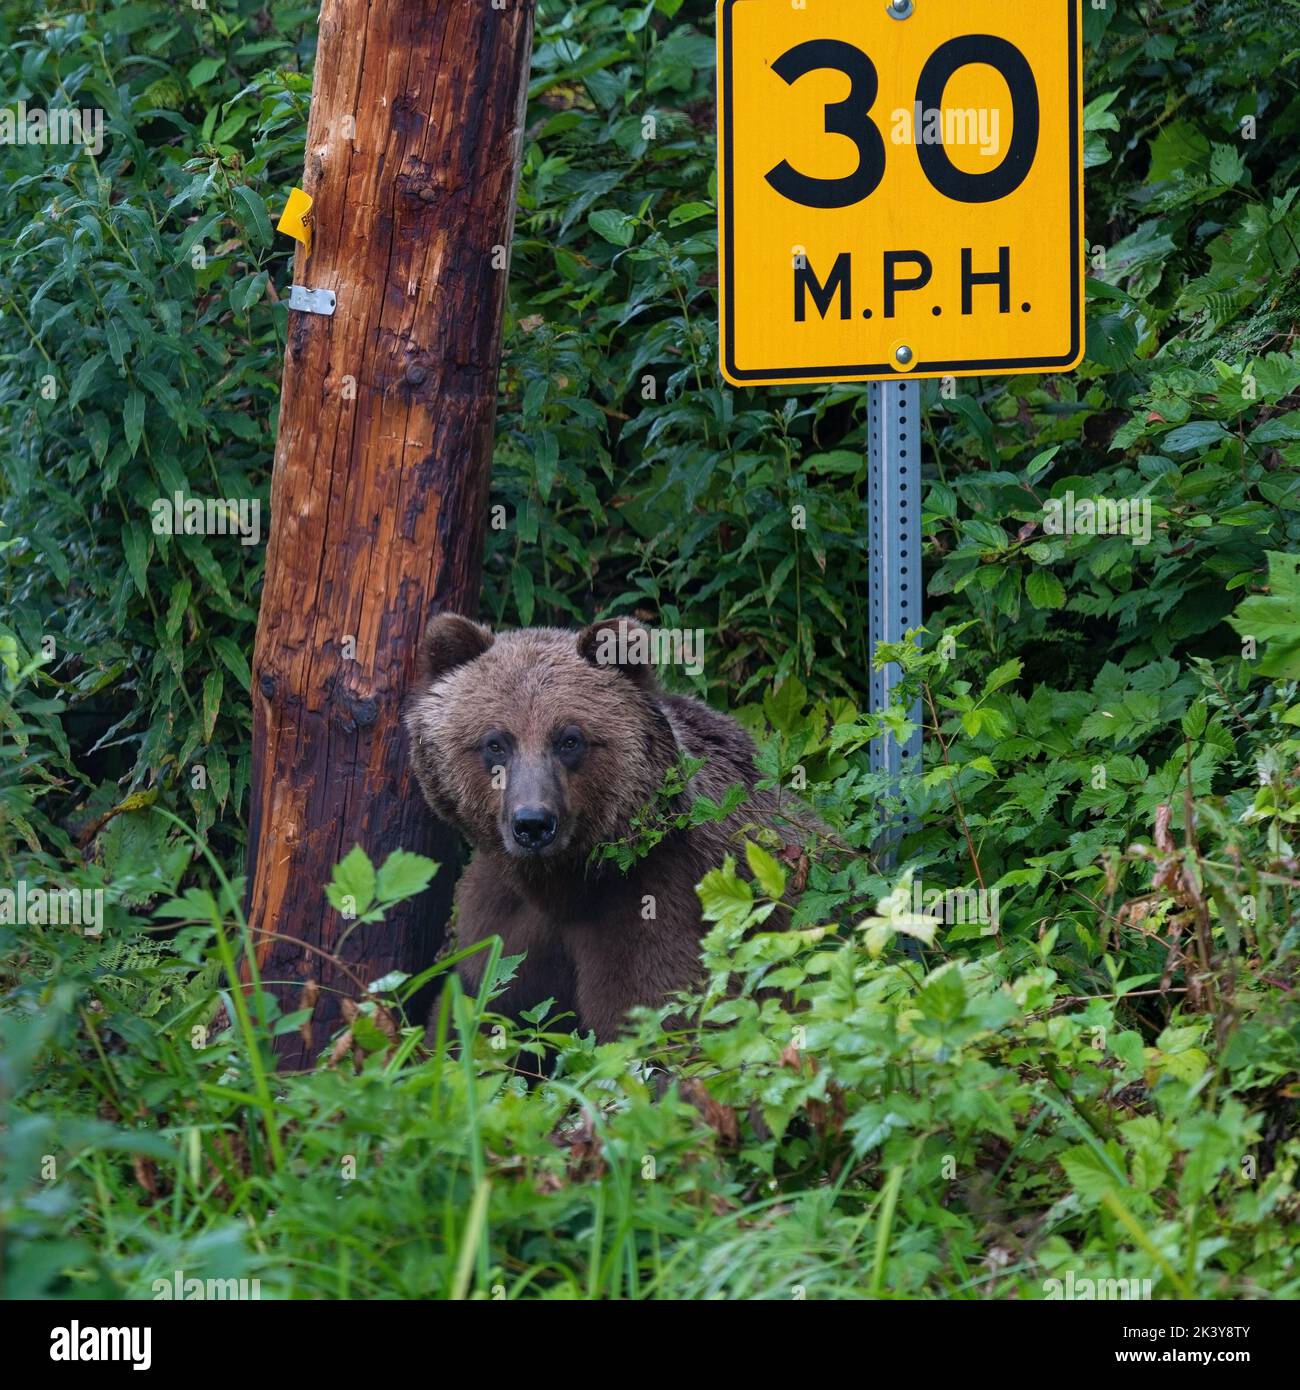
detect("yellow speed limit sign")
(717, 0), (1084, 386)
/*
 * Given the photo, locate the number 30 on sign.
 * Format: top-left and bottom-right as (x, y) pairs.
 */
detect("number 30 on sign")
(717, 0), (1084, 385)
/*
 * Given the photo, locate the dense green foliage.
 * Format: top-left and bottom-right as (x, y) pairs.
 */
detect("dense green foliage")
(2, 0), (1299, 1299)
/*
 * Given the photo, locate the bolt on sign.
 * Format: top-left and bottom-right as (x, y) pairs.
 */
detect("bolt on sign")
(717, 0), (1084, 385)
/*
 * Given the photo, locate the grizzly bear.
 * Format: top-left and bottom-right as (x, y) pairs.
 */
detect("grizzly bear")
(404, 613), (799, 1042)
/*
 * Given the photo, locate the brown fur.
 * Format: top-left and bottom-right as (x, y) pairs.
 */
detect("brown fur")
(403, 614), (794, 1042)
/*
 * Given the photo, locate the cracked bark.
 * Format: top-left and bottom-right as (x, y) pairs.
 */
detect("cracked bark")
(247, 0), (535, 1067)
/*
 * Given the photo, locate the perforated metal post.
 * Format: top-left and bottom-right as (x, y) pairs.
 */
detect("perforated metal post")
(868, 379), (923, 863)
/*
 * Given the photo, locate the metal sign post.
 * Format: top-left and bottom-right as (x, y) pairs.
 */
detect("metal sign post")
(715, 0), (1084, 859)
(868, 379), (922, 864)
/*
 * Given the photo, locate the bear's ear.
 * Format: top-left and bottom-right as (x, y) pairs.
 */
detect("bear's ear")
(419, 613), (493, 684)
(576, 617), (657, 689)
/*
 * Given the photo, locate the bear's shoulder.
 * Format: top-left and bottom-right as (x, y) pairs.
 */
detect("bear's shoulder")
(659, 693), (759, 792)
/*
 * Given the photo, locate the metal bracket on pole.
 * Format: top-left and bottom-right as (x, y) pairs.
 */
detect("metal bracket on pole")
(287, 285), (337, 317)
(868, 378), (923, 866)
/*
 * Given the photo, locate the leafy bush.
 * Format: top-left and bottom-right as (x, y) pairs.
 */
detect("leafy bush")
(0, 0), (310, 852)
(2, 0), (1299, 1300)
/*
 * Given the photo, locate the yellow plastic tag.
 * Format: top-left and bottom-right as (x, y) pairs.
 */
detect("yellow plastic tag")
(277, 187), (314, 257)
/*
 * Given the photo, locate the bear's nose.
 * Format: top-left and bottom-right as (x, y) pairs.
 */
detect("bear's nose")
(512, 806), (557, 850)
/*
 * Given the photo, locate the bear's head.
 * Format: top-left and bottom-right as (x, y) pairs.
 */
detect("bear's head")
(404, 614), (681, 866)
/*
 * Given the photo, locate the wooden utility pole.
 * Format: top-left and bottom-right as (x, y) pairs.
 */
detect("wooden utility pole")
(247, 0), (535, 1067)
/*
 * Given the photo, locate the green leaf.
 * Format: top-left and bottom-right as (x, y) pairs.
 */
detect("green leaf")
(697, 858), (754, 929)
(926, 480), (958, 515)
(1228, 552), (1300, 678)
(368, 970), (411, 995)
(803, 450), (863, 477)
(123, 522), (150, 596)
(1181, 699), (1208, 739)
(231, 184), (274, 250)
(857, 872), (940, 956)
(326, 845), (377, 919)
(1162, 421), (1228, 454)
(1025, 445), (1060, 481)
(763, 675), (807, 732)
(984, 657), (1024, 693)
(376, 849), (439, 904)
(1147, 119), (1210, 183)
(1025, 571), (1067, 610)
(211, 636), (252, 693)
(207, 745), (231, 809)
(202, 667), (223, 743)
(916, 966), (967, 1025)
(512, 564), (535, 626)
(1061, 1142), (1127, 1204)
(668, 201), (712, 227)
(1209, 142), (1246, 188)
(187, 56), (224, 88)
(68, 353), (107, 409)
(124, 390), (145, 457)
(535, 430), (559, 502)
(164, 578), (191, 639)
(588, 209), (635, 246)
(349, 1011), (389, 1054)
(272, 1008), (316, 1037)
(744, 840), (786, 900)
(105, 318), (130, 369)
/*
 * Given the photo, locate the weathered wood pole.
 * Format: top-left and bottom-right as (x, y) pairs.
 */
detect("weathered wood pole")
(247, 0), (536, 1067)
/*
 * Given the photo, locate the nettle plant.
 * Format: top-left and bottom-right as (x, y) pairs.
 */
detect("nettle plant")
(522, 820), (1288, 1297)
(0, 1), (312, 865)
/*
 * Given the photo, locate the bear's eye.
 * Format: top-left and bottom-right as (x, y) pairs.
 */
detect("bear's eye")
(481, 731), (510, 763)
(554, 726), (586, 764)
